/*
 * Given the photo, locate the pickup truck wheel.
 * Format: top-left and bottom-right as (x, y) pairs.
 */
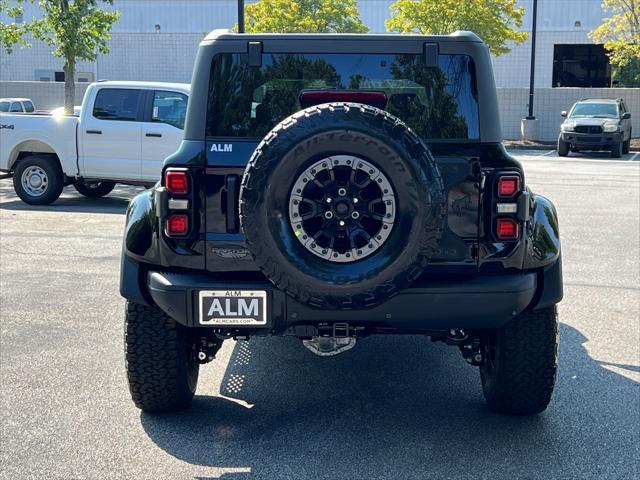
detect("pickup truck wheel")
(124, 302), (199, 413)
(13, 155), (64, 205)
(557, 137), (569, 157)
(241, 102), (446, 309)
(622, 133), (631, 154)
(480, 306), (558, 415)
(73, 180), (116, 198)
(610, 140), (622, 158)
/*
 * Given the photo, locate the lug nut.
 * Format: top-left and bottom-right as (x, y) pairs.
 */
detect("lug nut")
(339, 220), (345, 227)
(338, 188), (347, 196)
(324, 211), (334, 219)
(351, 211), (360, 219)
(353, 198), (359, 204)
(326, 197), (332, 203)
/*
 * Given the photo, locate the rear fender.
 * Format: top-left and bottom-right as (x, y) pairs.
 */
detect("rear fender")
(524, 190), (560, 269)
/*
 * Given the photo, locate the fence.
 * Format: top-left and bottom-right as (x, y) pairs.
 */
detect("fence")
(1, 82), (638, 141)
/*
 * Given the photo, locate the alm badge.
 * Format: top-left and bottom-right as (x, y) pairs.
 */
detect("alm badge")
(211, 143), (233, 153)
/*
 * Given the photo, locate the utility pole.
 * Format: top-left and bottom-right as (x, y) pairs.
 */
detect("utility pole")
(238, 0), (245, 33)
(527, 0), (538, 119)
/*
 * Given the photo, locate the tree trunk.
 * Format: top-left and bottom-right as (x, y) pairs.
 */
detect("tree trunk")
(63, 59), (75, 114)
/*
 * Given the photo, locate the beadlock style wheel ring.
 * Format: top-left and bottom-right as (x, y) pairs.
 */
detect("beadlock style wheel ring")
(288, 155), (396, 263)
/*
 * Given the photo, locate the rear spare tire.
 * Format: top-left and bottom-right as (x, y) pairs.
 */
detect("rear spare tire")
(240, 102), (446, 309)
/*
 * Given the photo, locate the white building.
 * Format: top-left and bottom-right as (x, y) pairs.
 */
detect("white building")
(0, 0), (620, 88)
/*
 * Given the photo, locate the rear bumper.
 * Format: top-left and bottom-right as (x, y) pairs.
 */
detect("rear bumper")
(560, 131), (621, 149)
(145, 270), (541, 332)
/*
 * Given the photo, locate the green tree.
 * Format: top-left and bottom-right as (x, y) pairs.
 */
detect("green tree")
(0, 1), (120, 112)
(590, 0), (640, 86)
(386, 0), (528, 56)
(243, 0), (368, 33)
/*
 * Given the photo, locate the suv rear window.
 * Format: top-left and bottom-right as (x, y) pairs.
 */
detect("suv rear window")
(206, 53), (479, 140)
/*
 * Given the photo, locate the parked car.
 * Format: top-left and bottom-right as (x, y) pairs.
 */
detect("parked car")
(121, 30), (563, 416)
(0, 98), (36, 113)
(558, 98), (632, 158)
(0, 81), (190, 204)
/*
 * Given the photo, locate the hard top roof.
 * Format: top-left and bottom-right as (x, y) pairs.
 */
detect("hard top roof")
(202, 29), (482, 44)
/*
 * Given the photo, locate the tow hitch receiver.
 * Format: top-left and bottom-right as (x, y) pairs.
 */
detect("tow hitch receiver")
(302, 323), (356, 356)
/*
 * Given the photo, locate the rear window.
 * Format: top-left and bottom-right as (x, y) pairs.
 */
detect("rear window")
(93, 88), (141, 121)
(206, 53), (479, 140)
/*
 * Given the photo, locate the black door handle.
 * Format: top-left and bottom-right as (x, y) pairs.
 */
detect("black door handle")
(86, 130), (102, 134)
(145, 133), (162, 138)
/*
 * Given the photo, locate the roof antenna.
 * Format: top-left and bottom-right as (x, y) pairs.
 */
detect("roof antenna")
(237, 0), (245, 33)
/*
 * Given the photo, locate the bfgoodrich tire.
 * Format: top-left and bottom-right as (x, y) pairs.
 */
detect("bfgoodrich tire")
(74, 180), (116, 198)
(480, 307), (559, 415)
(13, 155), (64, 205)
(124, 302), (199, 413)
(240, 102), (446, 309)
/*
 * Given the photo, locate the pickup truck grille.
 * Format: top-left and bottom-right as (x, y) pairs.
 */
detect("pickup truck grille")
(575, 125), (603, 134)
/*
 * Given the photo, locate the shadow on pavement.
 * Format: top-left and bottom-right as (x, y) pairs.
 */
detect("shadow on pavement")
(140, 324), (639, 480)
(0, 184), (139, 214)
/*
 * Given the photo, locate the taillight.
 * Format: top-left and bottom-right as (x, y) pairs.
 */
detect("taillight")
(299, 90), (388, 109)
(497, 175), (520, 198)
(496, 218), (519, 240)
(165, 169), (189, 195)
(165, 214), (189, 236)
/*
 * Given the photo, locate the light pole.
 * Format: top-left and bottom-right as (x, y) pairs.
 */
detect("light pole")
(521, 0), (539, 141)
(527, 0), (538, 120)
(238, 0), (245, 33)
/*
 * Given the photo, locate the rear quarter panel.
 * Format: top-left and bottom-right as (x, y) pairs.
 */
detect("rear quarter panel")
(0, 113), (78, 173)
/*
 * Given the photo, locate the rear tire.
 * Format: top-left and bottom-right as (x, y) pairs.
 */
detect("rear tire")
(611, 140), (622, 158)
(12, 155), (64, 205)
(557, 137), (569, 157)
(480, 307), (558, 415)
(74, 180), (116, 198)
(125, 302), (199, 413)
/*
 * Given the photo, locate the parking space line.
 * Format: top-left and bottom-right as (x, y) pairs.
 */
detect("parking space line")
(539, 150), (556, 157)
(629, 152), (639, 161)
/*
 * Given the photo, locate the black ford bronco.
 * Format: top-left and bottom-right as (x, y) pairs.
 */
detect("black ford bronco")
(120, 31), (562, 416)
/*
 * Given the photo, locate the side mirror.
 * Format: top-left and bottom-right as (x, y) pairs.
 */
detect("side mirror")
(622, 112), (631, 119)
(560, 111), (567, 117)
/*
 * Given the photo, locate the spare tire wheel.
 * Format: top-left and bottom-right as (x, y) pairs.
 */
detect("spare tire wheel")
(240, 102), (446, 309)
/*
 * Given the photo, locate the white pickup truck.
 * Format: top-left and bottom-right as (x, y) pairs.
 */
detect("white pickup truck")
(0, 81), (190, 204)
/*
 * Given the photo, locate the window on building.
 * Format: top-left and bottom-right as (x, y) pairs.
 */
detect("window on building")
(93, 89), (141, 121)
(552, 44), (610, 87)
(54, 71), (65, 82)
(152, 91), (188, 129)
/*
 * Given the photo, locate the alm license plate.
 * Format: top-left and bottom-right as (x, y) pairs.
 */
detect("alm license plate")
(198, 290), (267, 326)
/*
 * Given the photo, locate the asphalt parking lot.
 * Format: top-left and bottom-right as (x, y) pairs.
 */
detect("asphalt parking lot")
(1, 149), (638, 480)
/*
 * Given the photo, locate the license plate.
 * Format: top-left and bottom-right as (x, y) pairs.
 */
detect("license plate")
(198, 290), (267, 326)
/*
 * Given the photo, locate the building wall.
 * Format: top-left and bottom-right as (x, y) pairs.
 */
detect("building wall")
(498, 88), (639, 140)
(3, 81), (637, 141)
(0, 0), (610, 87)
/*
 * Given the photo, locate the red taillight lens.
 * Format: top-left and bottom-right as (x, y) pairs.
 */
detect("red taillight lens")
(299, 90), (388, 109)
(497, 175), (520, 198)
(166, 214), (189, 236)
(496, 218), (519, 240)
(165, 169), (189, 194)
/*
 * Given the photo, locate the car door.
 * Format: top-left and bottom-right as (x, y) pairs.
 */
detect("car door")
(620, 102), (631, 140)
(140, 90), (188, 182)
(80, 88), (143, 181)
